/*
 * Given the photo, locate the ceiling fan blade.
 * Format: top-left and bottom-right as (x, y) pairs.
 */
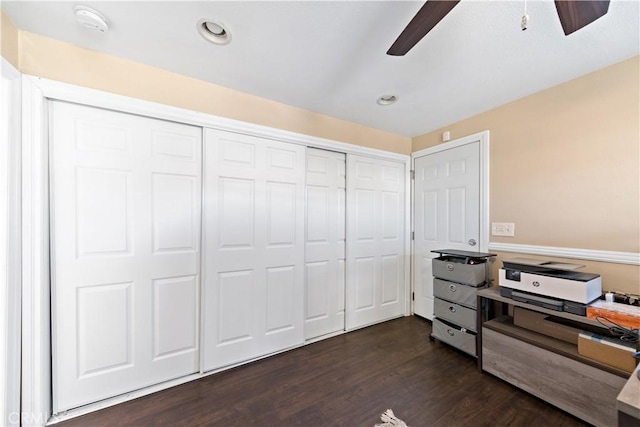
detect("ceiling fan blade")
(554, 0), (610, 35)
(387, 0), (460, 56)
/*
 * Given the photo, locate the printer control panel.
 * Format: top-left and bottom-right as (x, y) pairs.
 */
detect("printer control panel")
(505, 269), (521, 281)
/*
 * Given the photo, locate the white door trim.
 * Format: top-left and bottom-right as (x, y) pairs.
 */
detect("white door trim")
(1, 57), (22, 427)
(404, 157), (412, 316)
(411, 131), (490, 253)
(21, 75), (411, 424)
(21, 76), (51, 426)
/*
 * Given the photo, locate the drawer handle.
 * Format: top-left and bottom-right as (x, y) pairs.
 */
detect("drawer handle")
(446, 263), (454, 271)
(447, 329), (455, 336)
(533, 281), (540, 287)
(449, 306), (456, 313)
(449, 284), (457, 292)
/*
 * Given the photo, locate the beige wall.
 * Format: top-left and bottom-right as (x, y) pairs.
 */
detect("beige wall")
(1, 12), (19, 68)
(414, 56), (640, 294)
(18, 31), (411, 155)
(7, 17), (639, 291)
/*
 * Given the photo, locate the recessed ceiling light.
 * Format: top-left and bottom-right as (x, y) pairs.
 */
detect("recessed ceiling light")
(377, 95), (398, 106)
(197, 19), (231, 45)
(74, 5), (109, 33)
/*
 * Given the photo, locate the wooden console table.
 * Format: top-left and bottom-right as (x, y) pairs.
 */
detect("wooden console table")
(617, 364), (640, 426)
(477, 287), (632, 427)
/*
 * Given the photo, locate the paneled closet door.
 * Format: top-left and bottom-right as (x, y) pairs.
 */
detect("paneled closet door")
(202, 129), (305, 371)
(51, 102), (201, 412)
(346, 155), (406, 330)
(304, 148), (346, 340)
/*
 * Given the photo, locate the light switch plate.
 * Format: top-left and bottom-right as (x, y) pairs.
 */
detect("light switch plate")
(492, 222), (515, 237)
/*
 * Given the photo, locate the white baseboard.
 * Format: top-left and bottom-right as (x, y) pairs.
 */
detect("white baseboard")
(488, 242), (640, 266)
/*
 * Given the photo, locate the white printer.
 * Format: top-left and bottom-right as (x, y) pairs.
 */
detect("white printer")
(499, 258), (602, 315)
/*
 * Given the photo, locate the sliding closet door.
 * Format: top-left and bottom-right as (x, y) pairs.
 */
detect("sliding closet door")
(51, 102), (201, 412)
(202, 129), (305, 371)
(304, 148), (346, 340)
(346, 155), (406, 329)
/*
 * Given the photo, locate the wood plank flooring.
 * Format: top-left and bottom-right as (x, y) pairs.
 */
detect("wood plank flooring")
(58, 316), (588, 426)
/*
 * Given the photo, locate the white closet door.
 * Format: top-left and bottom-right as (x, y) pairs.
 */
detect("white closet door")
(51, 102), (201, 412)
(346, 155), (406, 330)
(202, 129), (305, 371)
(304, 148), (346, 340)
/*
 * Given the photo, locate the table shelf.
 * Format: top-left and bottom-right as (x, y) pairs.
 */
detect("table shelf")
(477, 287), (604, 328)
(477, 286), (636, 427)
(484, 315), (629, 378)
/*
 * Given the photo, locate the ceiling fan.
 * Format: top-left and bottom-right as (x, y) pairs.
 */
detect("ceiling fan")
(387, 0), (611, 56)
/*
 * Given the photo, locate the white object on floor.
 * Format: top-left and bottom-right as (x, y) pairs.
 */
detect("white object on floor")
(375, 409), (409, 427)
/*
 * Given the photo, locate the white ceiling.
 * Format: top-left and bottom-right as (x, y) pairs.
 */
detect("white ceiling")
(3, 0), (639, 137)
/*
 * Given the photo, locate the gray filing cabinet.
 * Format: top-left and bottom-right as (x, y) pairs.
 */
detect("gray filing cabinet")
(430, 249), (496, 357)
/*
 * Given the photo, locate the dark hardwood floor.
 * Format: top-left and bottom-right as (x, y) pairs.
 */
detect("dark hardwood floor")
(58, 316), (588, 426)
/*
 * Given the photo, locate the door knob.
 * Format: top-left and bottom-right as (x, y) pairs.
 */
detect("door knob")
(468, 239), (477, 246)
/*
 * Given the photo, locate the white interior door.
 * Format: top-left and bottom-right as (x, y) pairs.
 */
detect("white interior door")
(202, 129), (305, 371)
(51, 102), (201, 412)
(304, 148), (346, 340)
(413, 142), (480, 319)
(346, 155), (405, 330)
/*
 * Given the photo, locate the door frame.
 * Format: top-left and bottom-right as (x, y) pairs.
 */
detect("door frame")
(1, 57), (22, 427)
(410, 131), (490, 313)
(21, 75), (411, 424)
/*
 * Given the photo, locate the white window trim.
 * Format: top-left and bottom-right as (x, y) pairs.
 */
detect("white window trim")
(21, 75), (411, 424)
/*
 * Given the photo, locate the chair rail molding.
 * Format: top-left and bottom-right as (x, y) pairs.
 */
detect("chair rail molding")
(488, 242), (640, 266)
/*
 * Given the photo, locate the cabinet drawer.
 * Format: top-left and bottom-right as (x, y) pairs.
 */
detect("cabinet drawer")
(434, 298), (477, 331)
(433, 278), (477, 308)
(433, 256), (488, 286)
(431, 318), (476, 356)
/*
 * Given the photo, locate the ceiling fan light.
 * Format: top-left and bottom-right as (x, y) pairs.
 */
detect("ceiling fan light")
(377, 95), (398, 106)
(197, 19), (231, 45)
